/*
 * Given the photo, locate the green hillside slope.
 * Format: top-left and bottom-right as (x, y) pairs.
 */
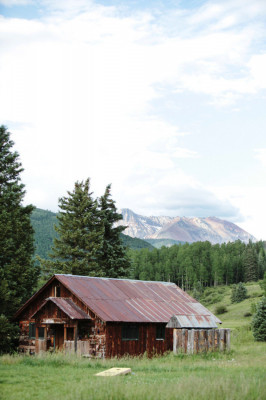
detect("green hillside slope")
(199, 281), (264, 330)
(31, 208), (153, 259)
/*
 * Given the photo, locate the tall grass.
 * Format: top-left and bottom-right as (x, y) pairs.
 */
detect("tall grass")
(1, 282), (265, 400)
(1, 339), (265, 400)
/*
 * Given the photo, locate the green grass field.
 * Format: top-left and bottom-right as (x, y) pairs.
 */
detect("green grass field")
(1, 282), (265, 400)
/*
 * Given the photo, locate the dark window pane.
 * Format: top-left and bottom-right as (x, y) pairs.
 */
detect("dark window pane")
(67, 327), (74, 340)
(55, 285), (61, 297)
(29, 323), (36, 338)
(38, 327), (45, 339)
(156, 324), (165, 340)
(122, 324), (139, 340)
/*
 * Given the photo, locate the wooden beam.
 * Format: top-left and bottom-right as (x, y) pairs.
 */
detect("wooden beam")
(74, 321), (78, 353)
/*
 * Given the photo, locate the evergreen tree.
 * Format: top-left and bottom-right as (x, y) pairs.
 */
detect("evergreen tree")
(42, 179), (104, 277)
(231, 282), (248, 303)
(98, 184), (130, 278)
(0, 125), (38, 320)
(252, 297), (266, 341)
(243, 242), (258, 282)
(260, 272), (266, 295)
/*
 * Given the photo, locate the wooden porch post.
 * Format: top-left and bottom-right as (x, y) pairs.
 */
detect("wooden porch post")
(35, 324), (39, 354)
(74, 321), (78, 353)
(173, 329), (177, 354)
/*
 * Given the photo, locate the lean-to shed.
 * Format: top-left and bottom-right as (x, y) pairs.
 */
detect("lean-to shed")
(15, 274), (223, 357)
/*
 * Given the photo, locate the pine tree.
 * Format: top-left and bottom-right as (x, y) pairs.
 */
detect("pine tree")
(252, 297), (266, 341)
(243, 242), (258, 282)
(231, 282), (247, 303)
(98, 184), (130, 278)
(0, 126), (38, 320)
(42, 179), (104, 277)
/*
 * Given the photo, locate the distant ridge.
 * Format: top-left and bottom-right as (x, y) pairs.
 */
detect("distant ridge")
(116, 208), (256, 244)
(31, 208), (153, 259)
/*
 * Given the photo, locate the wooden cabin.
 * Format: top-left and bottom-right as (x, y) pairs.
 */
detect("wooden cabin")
(15, 274), (228, 357)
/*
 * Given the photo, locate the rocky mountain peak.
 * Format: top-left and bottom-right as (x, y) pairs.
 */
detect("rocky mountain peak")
(116, 209), (256, 244)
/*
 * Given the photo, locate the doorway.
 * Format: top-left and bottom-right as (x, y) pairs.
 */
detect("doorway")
(54, 325), (64, 350)
(46, 324), (64, 351)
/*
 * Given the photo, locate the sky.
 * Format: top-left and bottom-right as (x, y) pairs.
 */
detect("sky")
(0, 0), (266, 240)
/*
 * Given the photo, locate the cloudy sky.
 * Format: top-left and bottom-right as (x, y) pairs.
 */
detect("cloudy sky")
(1, 0), (266, 240)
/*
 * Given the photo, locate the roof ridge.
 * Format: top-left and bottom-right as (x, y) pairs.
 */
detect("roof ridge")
(55, 274), (175, 285)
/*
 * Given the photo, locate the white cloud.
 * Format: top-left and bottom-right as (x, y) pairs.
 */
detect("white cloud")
(254, 148), (266, 168)
(1, 0), (265, 238)
(0, 0), (32, 5)
(212, 185), (266, 240)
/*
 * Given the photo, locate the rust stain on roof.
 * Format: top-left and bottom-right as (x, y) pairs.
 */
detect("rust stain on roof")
(166, 314), (218, 329)
(55, 275), (221, 324)
(30, 297), (91, 320)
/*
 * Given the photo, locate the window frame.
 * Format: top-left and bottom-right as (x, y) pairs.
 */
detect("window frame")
(122, 324), (139, 341)
(156, 324), (166, 341)
(55, 285), (61, 297)
(29, 323), (36, 339)
(38, 327), (45, 339)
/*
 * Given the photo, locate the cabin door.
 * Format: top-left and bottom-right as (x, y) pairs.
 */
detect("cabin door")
(54, 324), (64, 350)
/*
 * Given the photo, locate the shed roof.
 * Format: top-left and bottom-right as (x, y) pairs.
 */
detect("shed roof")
(166, 314), (218, 329)
(30, 297), (91, 320)
(53, 274), (221, 324)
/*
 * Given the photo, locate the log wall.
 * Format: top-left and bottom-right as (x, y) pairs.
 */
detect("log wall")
(173, 328), (230, 354)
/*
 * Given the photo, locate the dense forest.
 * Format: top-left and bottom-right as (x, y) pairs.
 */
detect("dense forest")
(128, 240), (266, 289)
(31, 209), (266, 289)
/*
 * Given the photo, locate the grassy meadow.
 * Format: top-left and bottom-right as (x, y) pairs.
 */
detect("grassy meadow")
(1, 282), (265, 400)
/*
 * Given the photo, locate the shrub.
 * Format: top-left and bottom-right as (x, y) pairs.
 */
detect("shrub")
(259, 272), (266, 295)
(252, 296), (266, 341)
(215, 305), (228, 315)
(243, 312), (252, 317)
(0, 315), (20, 354)
(231, 282), (248, 303)
(250, 302), (258, 315)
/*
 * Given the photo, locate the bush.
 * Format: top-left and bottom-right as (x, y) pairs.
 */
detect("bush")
(215, 305), (228, 315)
(252, 296), (266, 341)
(0, 315), (20, 354)
(243, 312), (252, 317)
(231, 282), (248, 303)
(250, 302), (258, 315)
(259, 272), (266, 295)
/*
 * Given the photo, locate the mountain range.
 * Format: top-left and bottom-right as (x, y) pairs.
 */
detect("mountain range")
(116, 208), (256, 245)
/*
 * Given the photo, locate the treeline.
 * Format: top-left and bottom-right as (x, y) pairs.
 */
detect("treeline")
(129, 240), (266, 289)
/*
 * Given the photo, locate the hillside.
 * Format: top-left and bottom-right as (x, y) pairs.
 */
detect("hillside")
(199, 281), (264, 330)
(116, 208), (256, 244)
(31, 208), (153, 259)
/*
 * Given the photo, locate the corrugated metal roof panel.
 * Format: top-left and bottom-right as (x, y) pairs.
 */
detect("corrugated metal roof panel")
(166, 314), (218, 329)
(55, 275), (220, 324)
(30, 297), (90, 320)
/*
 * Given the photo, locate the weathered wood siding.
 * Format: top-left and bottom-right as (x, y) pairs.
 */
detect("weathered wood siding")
(173, 328), (230, 354)
(106, 323), (173, 358)
(18, 278), (97, 354)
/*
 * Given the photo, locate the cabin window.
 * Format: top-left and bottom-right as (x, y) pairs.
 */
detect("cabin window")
(122, 324), (139, 340)
(38, 327), (45, 339)
(67, 327), (74, 341)
(156, 324), (165, 340)
(29, 323), (36, 339)
(55, 285), (61, 297)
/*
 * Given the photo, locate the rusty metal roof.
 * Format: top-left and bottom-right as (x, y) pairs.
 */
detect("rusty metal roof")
(166, 314), (218, 329)
(30, 297), (91, 320)
(55, 275), (221, 324)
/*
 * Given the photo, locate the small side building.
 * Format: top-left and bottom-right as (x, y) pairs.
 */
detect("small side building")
(15, 274), (229, 357)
